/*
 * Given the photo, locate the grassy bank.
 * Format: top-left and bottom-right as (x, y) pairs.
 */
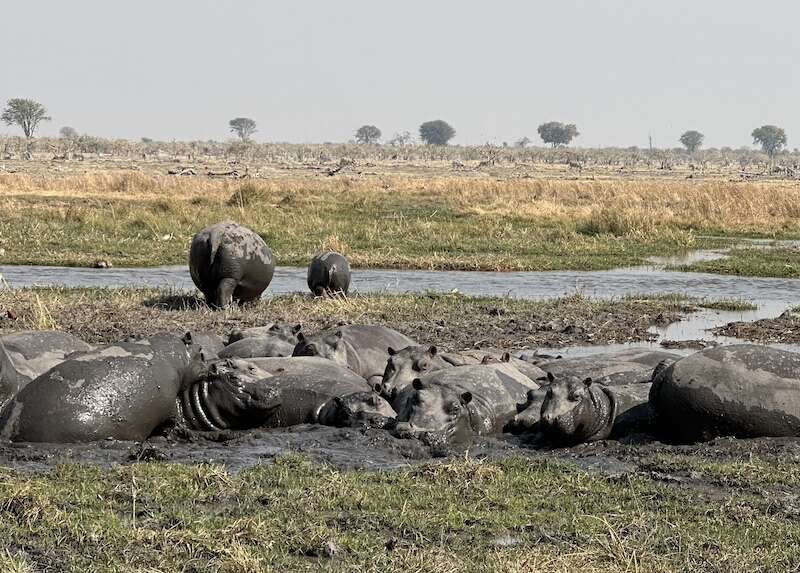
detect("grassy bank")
(3, 170), (800, 270)
(678, 246), (800, 278)
(0, 288), (700, 348)
(1, 455), (799, 572)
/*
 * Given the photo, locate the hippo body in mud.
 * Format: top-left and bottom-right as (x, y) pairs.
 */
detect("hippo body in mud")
(189, 221), (275, 308)
(650, 344), (800, 443)
(393, 363), (540, 445)
(539, 349), (679, 386)
(181, 357), (394, 431)
(538, 373), (654, 444)
(381, 346), (545, 401)
(307, 251), (351, 296)
(293, 325), (416, 384)
(227, 324), (301, 346)
(0, 335), (203, 443)
(219, 337), (294, 359)
(0, 331), (94, 407)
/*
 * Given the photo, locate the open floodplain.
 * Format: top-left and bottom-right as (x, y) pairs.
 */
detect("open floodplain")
(2, 153), (800, 571)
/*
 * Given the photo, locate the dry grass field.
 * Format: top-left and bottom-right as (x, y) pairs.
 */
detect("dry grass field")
(2, 155), (800, 274)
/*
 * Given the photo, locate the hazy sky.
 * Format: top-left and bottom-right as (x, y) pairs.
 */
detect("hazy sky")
(3, 1), (799, 148)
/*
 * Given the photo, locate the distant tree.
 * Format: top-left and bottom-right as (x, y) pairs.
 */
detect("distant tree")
(751, 125), (787, 158)
(537, 122), (579, 148)
(2, 99), (51, 138)
(229, 117), (257, 141)
(514, 136), (531, 148)
(141, 137), (154, 144)
(388, 131), (414, 146)
(355, 125), (381, 144)
(679, 130), (704, 153)
(419, 120), (455, 146)
(59, 126), (78, 139)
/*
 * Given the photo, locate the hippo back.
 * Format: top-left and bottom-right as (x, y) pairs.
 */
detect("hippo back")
(650, 344), (800, 442)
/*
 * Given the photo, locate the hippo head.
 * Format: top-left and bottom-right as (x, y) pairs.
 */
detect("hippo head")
(381, 346), (441, 400)
(393, 378), (481, 447)
(480, 352), (511, 365)
(180, 358), (276, 431)
(292, 330), (347, 366)
(318, 391), (396, 429)
(539, 373), (615, 445)
(269, 323), (303, 342)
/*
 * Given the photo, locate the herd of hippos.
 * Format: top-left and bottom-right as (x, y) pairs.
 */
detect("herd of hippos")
(1, 221), (800, 448)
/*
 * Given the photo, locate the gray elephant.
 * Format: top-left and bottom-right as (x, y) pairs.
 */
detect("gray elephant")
(307, 251), (351, 296)
(189, 221), (275, 308)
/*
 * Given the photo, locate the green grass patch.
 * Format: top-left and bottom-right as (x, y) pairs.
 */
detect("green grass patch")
(2, 456), (800, 571)
(676, 247), (800, 278)
(698, 299), (758, 312)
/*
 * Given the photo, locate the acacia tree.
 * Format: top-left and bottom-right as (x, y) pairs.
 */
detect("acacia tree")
(355, 125), (381, 144)
(537, 122), (579, 147)
(229, 117), (257, 141)
(60, 126), (78, 139)
(419, 120), (455, 145)
(2, 99), (51, 138)
(751, 125), (787, 158)
(679, 130), (704, 153)
(514, 136), (531, 148)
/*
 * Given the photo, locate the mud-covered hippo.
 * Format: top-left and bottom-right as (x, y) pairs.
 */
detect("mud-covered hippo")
(219, 337), (295, 359)
(650, 344), (800, 443)
(393, 363), (540, 445)
(227, 323), (301, 345)
(189, 221), (275, 308)
(0, 331), (94, 407)
(538, 373), (653, 444)
(293, 325), (416, 384)
(180, 357), (394, 431)
(539, 348), (679, 386)
(307, 251), (351, 296)
(0, 334), (205, 443)
(381, 346), (545, 401)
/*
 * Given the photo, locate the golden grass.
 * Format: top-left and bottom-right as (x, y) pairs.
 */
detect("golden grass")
(1, 169), (799, 269)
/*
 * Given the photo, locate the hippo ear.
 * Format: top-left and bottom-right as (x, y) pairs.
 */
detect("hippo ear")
(547, 372), (555, 383)
(296, 332), (305, 342)
(526, 389), (538, 401)
(372, 383), (383, 393)
(502, 352), (511, 362)
(387, 346), (396, 356)
(428, 345), (438, 356)
(333, 396), (343, 407)
(182, 332), (193, 345)
(460, 391), (473, 405)
(334, 330), (344, 339)
(292, 324), (302, 334)
(412, 378), (424, 391)
(583, 377), (593, 387)
(210, 363), (219, 375)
